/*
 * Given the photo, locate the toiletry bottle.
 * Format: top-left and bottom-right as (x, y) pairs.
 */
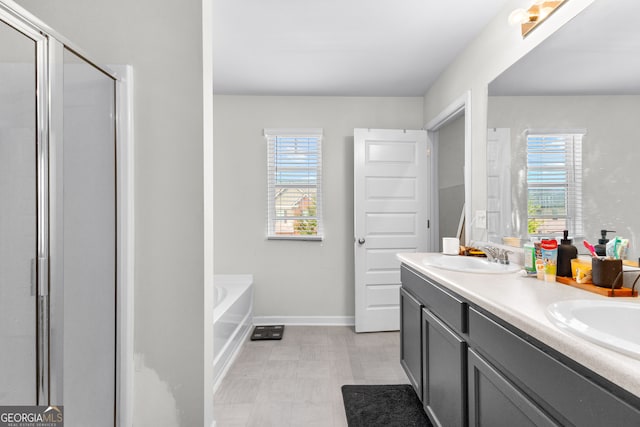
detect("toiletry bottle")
(523, 240), (536, 273)
(534, 241), (544, 279)
(594, 229), (615, 256)
(557, 230), (578, 277)
(540, 239), (558, 282)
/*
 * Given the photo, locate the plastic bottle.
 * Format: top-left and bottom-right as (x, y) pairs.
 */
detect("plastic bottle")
(540, 239), (558, 283)
(557, 230), (578, 277)
(594, 229), (615, 257)
(523, 240), (536, 274)
(534, 241), (544, 280)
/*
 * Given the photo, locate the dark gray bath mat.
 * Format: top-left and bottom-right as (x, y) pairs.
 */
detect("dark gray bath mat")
(250, 325), (284, 340)
(341, 384), (432, 427)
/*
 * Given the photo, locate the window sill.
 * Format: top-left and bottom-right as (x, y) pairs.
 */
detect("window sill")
(267, 235), (323, 242)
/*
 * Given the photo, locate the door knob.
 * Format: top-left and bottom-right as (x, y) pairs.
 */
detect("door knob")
(358, 238), (366, 245)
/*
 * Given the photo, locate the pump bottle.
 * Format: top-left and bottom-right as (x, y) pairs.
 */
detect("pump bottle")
(557, 230), (578, 277)
(594, 229), (615, 257)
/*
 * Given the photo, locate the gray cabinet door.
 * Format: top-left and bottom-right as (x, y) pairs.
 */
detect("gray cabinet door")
(422, 307), (466, 427)
(468, 349), (558, 427)
(400, 288), (422, 398)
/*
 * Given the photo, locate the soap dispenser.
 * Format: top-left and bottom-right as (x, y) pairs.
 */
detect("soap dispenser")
(557, 230), (578, 277)
(594, 229), (615, 257)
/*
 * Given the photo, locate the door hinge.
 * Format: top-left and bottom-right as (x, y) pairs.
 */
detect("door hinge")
(427, 219), (430, 229)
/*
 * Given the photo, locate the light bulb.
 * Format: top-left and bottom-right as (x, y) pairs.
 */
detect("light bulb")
(539, 6), (554, 20)
(508, 8), (530, 26)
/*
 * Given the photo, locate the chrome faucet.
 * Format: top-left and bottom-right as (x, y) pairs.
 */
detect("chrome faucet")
(497, 248), (513, 264)
(482, 246), (499, 262)
(482, 246), (513, 264)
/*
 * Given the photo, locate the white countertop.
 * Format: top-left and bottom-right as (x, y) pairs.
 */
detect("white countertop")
(398, 252), (640, 398)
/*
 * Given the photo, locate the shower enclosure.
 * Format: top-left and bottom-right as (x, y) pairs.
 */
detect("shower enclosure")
(1, 2), (120, 425)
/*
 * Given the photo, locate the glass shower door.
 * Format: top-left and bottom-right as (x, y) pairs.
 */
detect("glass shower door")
(57, 47), (117, 426)
(0, 19), (38, 405)
(0, 7), (120, 421)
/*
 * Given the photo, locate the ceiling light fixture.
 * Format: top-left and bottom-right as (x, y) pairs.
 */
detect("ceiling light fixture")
(509, 0), (568, 37)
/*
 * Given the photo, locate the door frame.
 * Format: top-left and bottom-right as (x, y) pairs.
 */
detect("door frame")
(424, 91), (472, 248)
(113, 64), (134, 427)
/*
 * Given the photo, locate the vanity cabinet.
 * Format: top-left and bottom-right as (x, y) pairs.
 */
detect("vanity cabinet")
(400, 264), (640, 427)
(401, 265), (467, 427)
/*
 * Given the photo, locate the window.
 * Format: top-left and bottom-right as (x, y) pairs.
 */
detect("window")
(265, 128), (323, 240)
(526, 131), (583, 237)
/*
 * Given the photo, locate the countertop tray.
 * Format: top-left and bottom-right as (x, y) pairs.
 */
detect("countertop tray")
(555, 276), (638, 297)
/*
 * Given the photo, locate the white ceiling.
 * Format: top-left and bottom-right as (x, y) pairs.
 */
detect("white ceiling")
(213, 0), (511, 96)
(489, 0), (640, 96)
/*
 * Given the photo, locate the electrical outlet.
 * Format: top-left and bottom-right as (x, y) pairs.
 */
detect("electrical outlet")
(475, 210), (487, 229)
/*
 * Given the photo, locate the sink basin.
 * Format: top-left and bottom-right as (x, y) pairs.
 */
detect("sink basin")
(546, 299), (640, 359)
(425, 256), (521, 274)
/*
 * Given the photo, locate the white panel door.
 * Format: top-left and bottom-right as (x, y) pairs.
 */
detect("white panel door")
(354, 128), (428, 332)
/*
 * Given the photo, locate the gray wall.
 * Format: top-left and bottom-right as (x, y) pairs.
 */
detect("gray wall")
(213, 95), (423, 318)
(18, 1), (204, 425)
(437, 114), (465, 248)
(488, 95), (640, 259)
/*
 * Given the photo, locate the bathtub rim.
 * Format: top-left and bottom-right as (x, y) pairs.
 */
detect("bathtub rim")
(213, 274), (253, 324)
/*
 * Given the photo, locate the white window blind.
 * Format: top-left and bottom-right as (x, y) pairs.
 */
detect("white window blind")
(526, 131), (583, 237)
(265, 128), (324, 240)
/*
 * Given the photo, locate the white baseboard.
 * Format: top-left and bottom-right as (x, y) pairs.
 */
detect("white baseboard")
(253, 316), (355, 326)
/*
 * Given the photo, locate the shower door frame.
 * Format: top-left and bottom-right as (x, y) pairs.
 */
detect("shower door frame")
(0, 1), (133, 425)
(0, 2), (52, 407)
(0, 4), (47, 407)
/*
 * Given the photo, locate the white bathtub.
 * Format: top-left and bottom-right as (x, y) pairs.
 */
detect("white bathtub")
(213, 274), (253, 391)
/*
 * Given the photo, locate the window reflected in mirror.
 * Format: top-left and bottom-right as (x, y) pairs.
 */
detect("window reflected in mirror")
(526, 132), (583, 238)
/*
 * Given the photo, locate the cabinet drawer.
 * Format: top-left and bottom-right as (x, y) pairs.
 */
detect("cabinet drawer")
(401, 265), (466, 332)
(468, 307), (640, 426)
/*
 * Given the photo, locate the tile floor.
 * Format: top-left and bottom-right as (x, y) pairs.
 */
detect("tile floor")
(213, 326), (409, 427)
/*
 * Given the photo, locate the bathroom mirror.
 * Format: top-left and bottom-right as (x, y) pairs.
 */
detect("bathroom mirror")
(486, 0), (640, 260)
